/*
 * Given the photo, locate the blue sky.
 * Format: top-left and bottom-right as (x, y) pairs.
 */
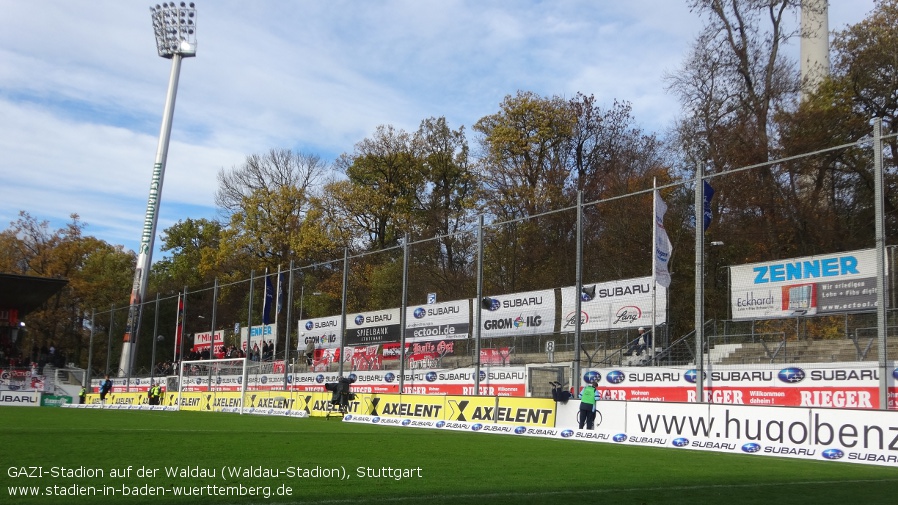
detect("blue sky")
(0, 0), (874, 260)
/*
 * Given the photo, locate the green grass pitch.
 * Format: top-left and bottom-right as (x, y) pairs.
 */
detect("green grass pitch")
(1, 407), (895, 504)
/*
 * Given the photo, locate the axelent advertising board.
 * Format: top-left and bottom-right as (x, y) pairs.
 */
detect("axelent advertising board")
(404, 299), (470, 342)
(297, 315), (342, 349)
(480, 289), (555, 338)
(345, 308), (402, 346)
(559, 276), (666, 331)
(730, 248), (882, 320)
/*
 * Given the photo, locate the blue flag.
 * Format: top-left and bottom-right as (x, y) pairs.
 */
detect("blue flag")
(703, 180), (715, 231)
(262, 273), (274, 325)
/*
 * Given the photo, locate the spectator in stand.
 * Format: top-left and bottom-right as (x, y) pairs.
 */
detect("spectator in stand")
(304, 340), (315, 370)
(625, 327), (651, 356)
(251, 343), (260, 361)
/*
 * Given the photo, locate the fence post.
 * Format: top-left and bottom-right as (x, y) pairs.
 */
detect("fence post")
(873, 117), (888, 410)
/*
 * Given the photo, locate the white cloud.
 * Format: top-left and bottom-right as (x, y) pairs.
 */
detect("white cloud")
(0, 0), (876, 257)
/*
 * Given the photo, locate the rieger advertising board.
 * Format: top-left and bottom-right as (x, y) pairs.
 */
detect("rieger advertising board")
(559, 276), (667, 331)
(480, 289), (555, 338)
(582, 362), (898, 410)
(404, 299), (470, 342)
(729, 248), (881, 320)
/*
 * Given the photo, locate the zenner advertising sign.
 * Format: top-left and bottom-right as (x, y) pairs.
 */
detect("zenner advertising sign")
(729, 249), (882, 320)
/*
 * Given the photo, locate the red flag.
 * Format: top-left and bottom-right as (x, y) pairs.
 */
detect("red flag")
(174, 293), (184, 359)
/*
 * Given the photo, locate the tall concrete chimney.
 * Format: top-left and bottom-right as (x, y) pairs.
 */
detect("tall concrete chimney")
(800, 0), (830, 101)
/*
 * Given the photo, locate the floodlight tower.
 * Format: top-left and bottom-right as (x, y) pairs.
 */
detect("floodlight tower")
(118, 2), (197, 376)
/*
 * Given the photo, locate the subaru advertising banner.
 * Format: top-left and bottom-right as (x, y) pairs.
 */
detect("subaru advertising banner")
(404, 299), (470, 342)
(91, 376), (152, 393)
(480, 289), (555, 338)
(559, 276), (667, 331)
(285, 367), (527, 396)
(297, 315), (342, 350)
(729, 248), (881, 320)
(581, 362), (897, 409)
(345, 308), (402, 346)
(0, 390), (39, 407)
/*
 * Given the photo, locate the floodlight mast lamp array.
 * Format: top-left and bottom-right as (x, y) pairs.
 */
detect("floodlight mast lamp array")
(118, 2), (197, 377)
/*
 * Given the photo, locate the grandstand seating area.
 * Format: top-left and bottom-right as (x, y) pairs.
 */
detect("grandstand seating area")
(709, 337), (898, 365)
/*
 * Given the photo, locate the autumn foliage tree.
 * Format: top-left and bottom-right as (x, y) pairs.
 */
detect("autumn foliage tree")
(0, 212), (133, 368)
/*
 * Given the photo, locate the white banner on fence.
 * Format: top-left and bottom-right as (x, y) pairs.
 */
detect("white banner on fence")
(404, 299), (470, 342)
(297, 315), (343, 349)
(193, 330), (225, 353)
(480, 289), (555, 338)
(0, 369), (45, 391)
(345, 308), (402, 346)
(0, 389), (39, 407)
(729, 248), (880, 320)
(559, 276), (667, 331)
(239, 323), (278, 351)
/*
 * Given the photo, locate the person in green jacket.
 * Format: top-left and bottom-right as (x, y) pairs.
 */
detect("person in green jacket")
(148, 383), (162, 405)
(578, 379), (599, 430)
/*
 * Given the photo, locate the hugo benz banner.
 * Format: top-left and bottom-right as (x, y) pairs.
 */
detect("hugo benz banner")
(560, 276), (667, 332)
(298, 315), (342, 349)
(729, 248), (881, 320)
(480, 289), (555, 338)
(345, 308), (401, 346)
(404, 299), (470, 342)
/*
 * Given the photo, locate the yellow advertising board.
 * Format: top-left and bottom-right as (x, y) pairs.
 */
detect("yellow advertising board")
(444, 395), (498, 422)
(79, 390), (557, 427)
(496, 396), (555, 426)
(370, 394), (447, 420)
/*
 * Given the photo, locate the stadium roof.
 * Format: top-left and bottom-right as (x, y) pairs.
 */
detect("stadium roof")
(0, 273), (68, 317)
